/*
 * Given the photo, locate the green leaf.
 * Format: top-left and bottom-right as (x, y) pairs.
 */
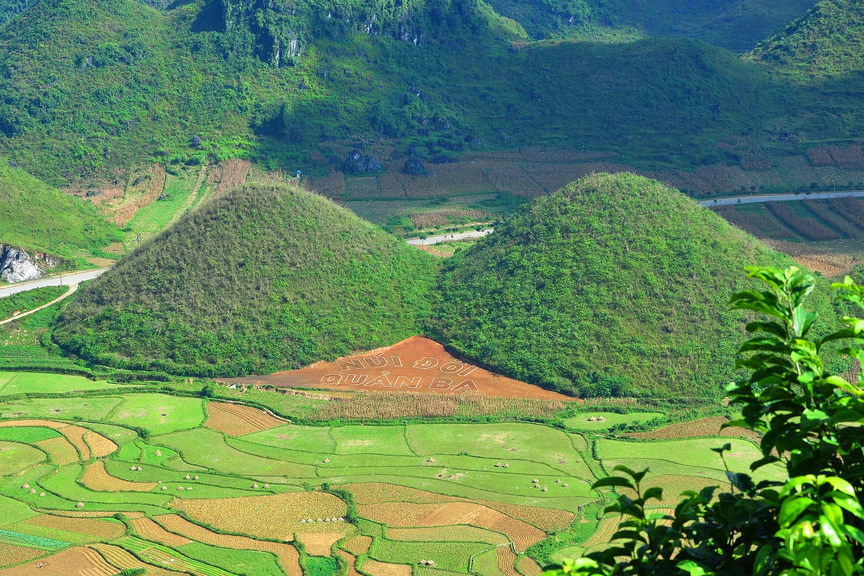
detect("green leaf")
(779, 496), (815, 527)
(592, 477), (634, 490)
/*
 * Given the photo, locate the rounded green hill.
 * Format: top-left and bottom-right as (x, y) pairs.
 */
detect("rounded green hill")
(54, 183), (438, 376)
(428, 172), (834, 398)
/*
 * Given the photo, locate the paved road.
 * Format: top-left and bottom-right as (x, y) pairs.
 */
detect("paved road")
(0, 268), (108, 299)
(699, 190), (864, 207)
(406, 228), (495, 246)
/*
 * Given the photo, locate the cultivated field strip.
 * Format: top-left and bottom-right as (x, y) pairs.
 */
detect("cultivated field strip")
(154, 514), (302, 576)
(0, 388), (766, 575)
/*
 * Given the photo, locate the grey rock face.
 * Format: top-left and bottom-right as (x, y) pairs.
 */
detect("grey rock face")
(402, 157), (425, 175)
(344, 150), (384, 175)
(0, 245), (62, 283)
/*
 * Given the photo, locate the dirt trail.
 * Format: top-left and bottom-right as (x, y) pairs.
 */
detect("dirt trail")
(0, 285), (75, 326)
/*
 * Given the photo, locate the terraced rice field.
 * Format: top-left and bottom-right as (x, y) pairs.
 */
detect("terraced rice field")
(0, 384), (769, 574)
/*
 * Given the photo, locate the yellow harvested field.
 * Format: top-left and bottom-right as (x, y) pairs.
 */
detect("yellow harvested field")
(0, 544), (45, 568)
(43, 510), (119, 519)
(171, 491), (347, 541)
(130, 517), (192, 547)
(296, 532), (342, 556)
(34, 437), (79, 465)
(83, 431), (118, 458)
(497, 547), (520, 576)
(81, 461), (157, 493)
(58, 426), (91, 460)
(478, 500), (574, 532)
(583, 517), (620, 552)
(341, 535), (372, 555)
(89, 543), (184, 576)
(0, 546), (116, 576)
(344, 483), (456, 505)
(206, 402), (284, 436)
(518, 556), (543, 576)
(361, 559), (412, 576)
(386, 525), (508, 545)
(357, 502), (544, 552)
(627, 417), (760, 442)
(344, 482), (572, 532)
(155, 514), (302, 576)
(23, 514), (125, 540)
(0, 420), (66, 430)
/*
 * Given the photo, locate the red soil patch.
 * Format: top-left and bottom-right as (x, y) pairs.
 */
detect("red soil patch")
(227, 336), (574, 401)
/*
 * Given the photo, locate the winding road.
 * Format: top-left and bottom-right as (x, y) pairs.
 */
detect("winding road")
(0, 268), (108, 299)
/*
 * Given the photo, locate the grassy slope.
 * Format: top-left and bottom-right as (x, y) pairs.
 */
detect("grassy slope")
(428, 173), (836, 398)
(0, 160), (121, 262)
(53, 183), (438, 376)
(750, 0), (864, 79)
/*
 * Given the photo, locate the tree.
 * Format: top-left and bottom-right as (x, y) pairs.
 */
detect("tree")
(547, 266), (864, 576)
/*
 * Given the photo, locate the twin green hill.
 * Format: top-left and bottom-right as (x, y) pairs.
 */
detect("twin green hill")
(54, 183), (437, 377)
(54, 173), (834, 398)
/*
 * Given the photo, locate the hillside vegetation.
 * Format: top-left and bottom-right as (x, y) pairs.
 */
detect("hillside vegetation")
(750, 0), (864, 79)
(428, 173), (836, 398)
(0, 0), (854, 191)
(0, 159), (121, 263)
(54, 183), (438, 376)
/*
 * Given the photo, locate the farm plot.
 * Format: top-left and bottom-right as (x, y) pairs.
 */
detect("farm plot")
(171, 491), (348, 541)
(357, 501), (545, 552)
(627, 416), (759, 441)
(0, 546), (116, 576)
(0, 441), (45, 475)
(596, 438), (784, 483)
(33, 437), (78, 466)
(562, 412), (664, 431)
(406, 423), (595, 479)
(155, 514), (302, 576)
(0, 372), (125, 397)
(107, 394), (205, 435)
(89, 543), (186, 576)
(360, 558), (412, 576)
(240, 424), (336, 454)
(0, 397), (123, 421)
(0, 543), (45, 568)
(330, 426), (415, 456)
(81, 461), (157, 493)
(205, 402), (284, 436)
(156, 428), (317, 477)
(15, 514), (125, 544)
(371, 539), (489, 573)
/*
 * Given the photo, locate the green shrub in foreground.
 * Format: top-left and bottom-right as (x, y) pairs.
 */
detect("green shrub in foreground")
(548, 266), (864, 575)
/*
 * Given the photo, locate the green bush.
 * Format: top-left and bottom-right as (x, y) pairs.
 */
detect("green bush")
(548, 266), (864, 575)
